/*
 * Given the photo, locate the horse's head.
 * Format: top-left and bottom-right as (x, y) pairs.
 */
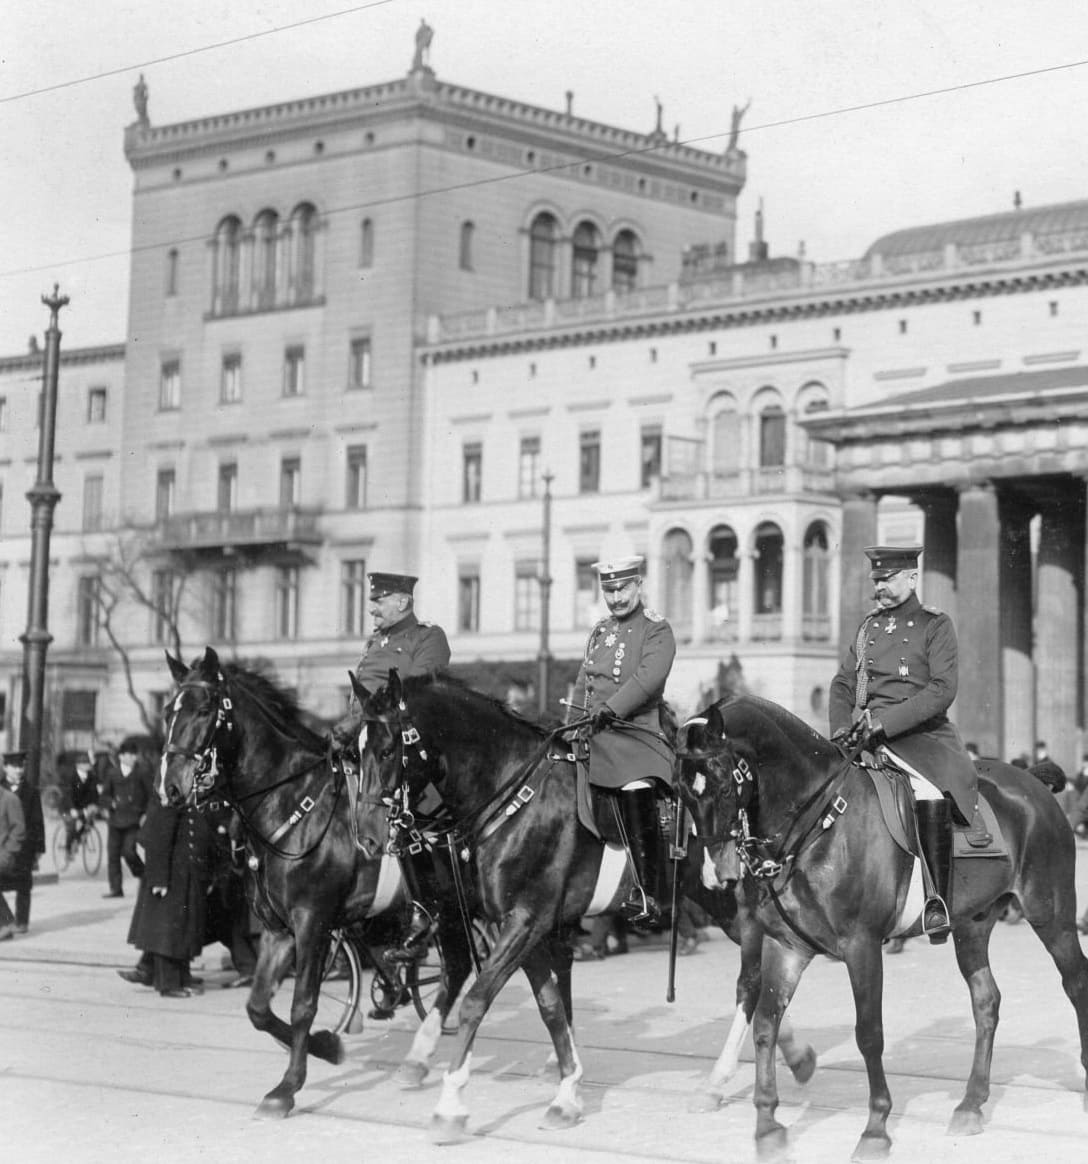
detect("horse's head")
(675, 702), (756, 887)
(160, 646), (236, 808)
(350, 668), (434, 797)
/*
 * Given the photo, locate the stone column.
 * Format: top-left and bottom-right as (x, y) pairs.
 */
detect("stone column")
(837, 490), (878, 656)
(737, 549), (755, 643)
(914, 489), (957, 622)
(997, 493), (1034, 761)
(781, 533), (802, 642)
(1036, 484), (1085, 772)
(691, 547), (710, 644)
(956, 482), (1003, 758)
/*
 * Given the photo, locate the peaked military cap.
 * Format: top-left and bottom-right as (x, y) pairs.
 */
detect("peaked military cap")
(368, 572), (418, 599)
(865, 545), (922, 580)
(2, 751), (27, 768)
(593, 555), (644, 590)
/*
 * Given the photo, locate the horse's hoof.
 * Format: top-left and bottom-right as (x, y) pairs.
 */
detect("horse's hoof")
(309, 1031), (345, 1065)
(850, 1131), (891, 1161)
(254, 1094), (293, 1120)
(539, 1103), (582, 1131)
(947, 1108), (984, 1137)
(430, 1113), (471, 1145)
(686, 1090), (724, 1113)
(396, 1060), (429, 1089)
(755, 1125), (790, 1162)
(787, 1046), (817, 1086)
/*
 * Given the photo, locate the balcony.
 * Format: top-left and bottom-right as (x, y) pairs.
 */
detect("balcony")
(156, 506), (324, 562)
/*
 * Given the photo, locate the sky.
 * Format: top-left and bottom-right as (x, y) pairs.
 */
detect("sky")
(4, 0), (1088, 354)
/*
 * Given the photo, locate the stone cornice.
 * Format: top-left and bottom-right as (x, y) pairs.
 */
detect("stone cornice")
(0, 342), (125, 374)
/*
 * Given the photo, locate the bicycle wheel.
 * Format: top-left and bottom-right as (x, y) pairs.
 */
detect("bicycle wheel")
(81, 824), (103, 876)
(51, 823), (72, 874)
(315, 931), (362, 1036)
(407, 919), (491, 1023)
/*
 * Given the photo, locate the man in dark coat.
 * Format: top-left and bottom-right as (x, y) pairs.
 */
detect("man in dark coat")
(121, 795), (213, 997)
(62, 754), (100, 857)
(0, 778), (26, 940)
(1, 752), (46, 934)
(568, 555), (677, 928)
(830, 545), (978, 944)
(98, 738), (150, 898)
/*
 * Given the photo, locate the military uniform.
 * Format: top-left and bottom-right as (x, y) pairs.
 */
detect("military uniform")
(830, 590), (977, 823)
(353, 612), (451, 693)
(571, 606), (676, 788)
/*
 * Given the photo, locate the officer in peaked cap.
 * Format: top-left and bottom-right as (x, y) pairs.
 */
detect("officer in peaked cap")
(346, 570), (451, 978)
(567, 554), (676, 929)
(829, 544), (978, 945)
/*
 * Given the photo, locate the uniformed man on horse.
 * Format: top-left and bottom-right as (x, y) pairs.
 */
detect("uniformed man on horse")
(829, 545), (978, 944)
(568, 555), (676, 929)
(342, 571), (450, 967)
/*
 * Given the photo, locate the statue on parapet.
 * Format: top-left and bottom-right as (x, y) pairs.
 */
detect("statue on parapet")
(726, 98), (751, 153)
(411, 18), (434, 71)
(133, 73), (150, 126)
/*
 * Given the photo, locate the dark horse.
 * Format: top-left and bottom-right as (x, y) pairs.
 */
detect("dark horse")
(159, 647), (475, 1118)
(675, 694), (1088, 1161)
(351, 670), (817, 1140)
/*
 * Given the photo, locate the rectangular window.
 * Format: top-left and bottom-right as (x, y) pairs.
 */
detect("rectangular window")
(458, 569), (480, 633)
(759, 409), (786, 468)
(518, 435), (541, 499)
(283, 345), (305, 397)
(150, 569), (176, 645)
(275, 566), (300, 639)
(212, 568), (237, 641)
(348, 336), (372, 390)
(462, 442), (482, 503)
(279, 456), (301, 508)
(0, 396), (7, 430)
(165, 248), (179, 297)
(579, 430), (600, 494)
(345, 445), (367, 510)
(76, 575), (101, 647)
(61, 690), (97, 733)
(217, 462), (237, 513)
(575, 558), (600, 627)
(514, 561), (540, 632)
(155, 468), (175, 521)
(640, 424), (662, 489)
(341, 559), (367, 636)
(159, 359), (181, 411)
(87, 386), (108, 424)
(82, 474), (104, 532)
(220, 353), (242, 404)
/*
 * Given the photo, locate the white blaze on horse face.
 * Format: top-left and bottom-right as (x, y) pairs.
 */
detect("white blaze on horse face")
(159, 689), (185, 804)
(693, 770), (707, 796)
(701, 846), (721, 891)
(357, 724), (367, 755)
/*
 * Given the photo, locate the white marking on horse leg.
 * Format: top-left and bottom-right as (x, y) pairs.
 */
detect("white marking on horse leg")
(708, 1006), (750, 1091)
(701, 847), (720, 891)
(550, 1042), (585, 1118)
(405, 1006), (443, 1068)
(434, 1053), (473, 1121)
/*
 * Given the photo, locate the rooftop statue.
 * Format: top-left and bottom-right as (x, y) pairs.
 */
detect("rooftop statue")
(133, 73), (149, 126)
(727, 98), (751, 153)
(412, 18), (434, 71)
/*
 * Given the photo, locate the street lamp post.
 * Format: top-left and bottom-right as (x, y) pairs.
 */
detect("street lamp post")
(19, 286), (68, 789)
(537, 471), (554, 717)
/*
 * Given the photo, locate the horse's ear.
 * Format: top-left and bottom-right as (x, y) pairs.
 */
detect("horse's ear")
(348, 672), (370, 704)
(706, 703), (726, 743)
(165, 651), (188, 684)
(202, 645), (220, 675)
(387, 668), (403, 703)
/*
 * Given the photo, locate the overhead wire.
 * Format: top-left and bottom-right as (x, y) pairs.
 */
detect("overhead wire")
(2, 43), (1088, 282)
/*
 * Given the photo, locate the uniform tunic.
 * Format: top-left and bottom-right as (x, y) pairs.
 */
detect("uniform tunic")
(829, 591), (977, 822)
(353, 612), (451, 693)
(570, 604), (676, 789)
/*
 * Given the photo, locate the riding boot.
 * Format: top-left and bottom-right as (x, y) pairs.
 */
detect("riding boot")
(917, 798), (953, 944)
(618, 788), (662, 932)
(386, 850), (437, 963)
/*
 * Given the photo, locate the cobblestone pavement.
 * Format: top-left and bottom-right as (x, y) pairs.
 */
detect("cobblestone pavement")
(2, 841), (1088, 1163)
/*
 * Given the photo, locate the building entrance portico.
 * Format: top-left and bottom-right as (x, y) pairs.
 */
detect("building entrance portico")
(808, 367), (1088, 771)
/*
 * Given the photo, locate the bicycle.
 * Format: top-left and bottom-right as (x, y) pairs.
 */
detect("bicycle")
(51, 814), (103, 876)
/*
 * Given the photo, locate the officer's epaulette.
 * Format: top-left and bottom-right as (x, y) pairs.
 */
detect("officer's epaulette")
(642, 607), (665, 622)
(417, 620), (433, 628)
(921, 604), (943, 616)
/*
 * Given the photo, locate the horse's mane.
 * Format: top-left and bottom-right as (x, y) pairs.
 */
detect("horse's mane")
(221, 661), (327, 750)
(718, 693), (838, 767)
(401, 672), (549, 739)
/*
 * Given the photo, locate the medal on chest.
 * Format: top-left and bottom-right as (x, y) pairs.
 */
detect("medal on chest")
(898, 658), (909, 678)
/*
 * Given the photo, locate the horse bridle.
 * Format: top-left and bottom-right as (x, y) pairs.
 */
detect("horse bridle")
(162, 675), (235, 804)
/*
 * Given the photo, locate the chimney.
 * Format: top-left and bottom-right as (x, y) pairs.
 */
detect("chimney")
(1013, 190), (1023, 210)
(565, 90), (574, 117)
(748, 198), (769, 263)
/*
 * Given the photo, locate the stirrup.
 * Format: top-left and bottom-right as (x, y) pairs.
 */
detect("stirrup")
(619, 887), (661, 929)
(386, 906), (435, 963)
(923, 896), (951, 944)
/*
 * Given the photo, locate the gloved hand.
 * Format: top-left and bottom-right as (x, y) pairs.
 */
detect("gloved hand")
(830, 727), (850, 746)
(590, 705), (617, 734)
(863, 717), (886, 747)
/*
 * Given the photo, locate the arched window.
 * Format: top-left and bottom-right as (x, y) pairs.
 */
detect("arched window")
(459, 221), (475, 270)
(571, 221), (600, 298)
(528, 212), (559, 300)
(253, 209), (279, 309)
(802, 522), (832, 640)
(753, 522), (784, 639)
(759, 399), (786, 468)
(360, 218), (374, 268)
(797, 384), (833, 470)
(709, 393), (741, 477)
(708, 525), (739, 642)
(663, 528), (694, 642)
(290, 203), (318, 301)
(612, 229), (640, 293)
(214, 216), (242, 314)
